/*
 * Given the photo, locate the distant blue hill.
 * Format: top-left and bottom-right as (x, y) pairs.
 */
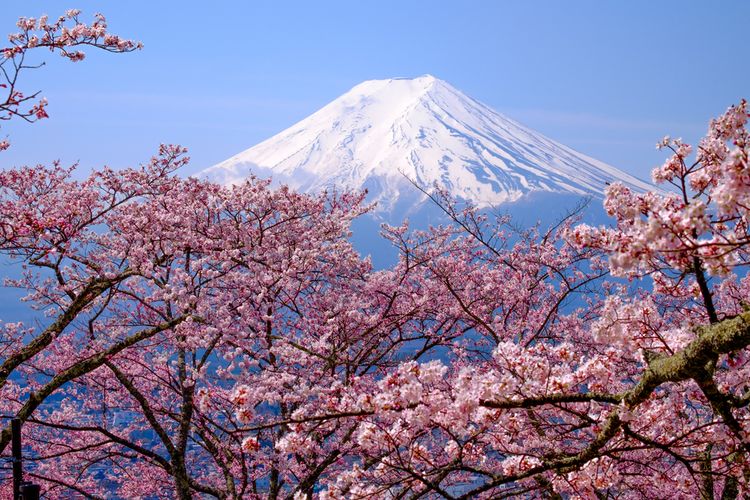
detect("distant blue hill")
(351, 192), (613, 269)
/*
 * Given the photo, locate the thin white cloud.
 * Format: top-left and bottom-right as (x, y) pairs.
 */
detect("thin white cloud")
(504, 108), (698, 133)
(55, 90), (317, 112)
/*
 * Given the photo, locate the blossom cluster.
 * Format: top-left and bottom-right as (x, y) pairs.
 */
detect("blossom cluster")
(0, 10), (141, 150)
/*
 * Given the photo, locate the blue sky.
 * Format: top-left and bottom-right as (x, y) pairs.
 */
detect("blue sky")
(0, 1), (748, 180)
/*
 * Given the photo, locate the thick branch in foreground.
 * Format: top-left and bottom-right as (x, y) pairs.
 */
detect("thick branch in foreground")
(461, 311), (750, 498)
(0, 273), (134, 391)
(0, 314), (187, 453)
(480, 392), (622, 409)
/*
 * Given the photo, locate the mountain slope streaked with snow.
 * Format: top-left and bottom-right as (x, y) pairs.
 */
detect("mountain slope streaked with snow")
(202, 75), (651, 211)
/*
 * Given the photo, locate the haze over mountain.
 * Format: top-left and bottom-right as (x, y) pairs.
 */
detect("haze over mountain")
(202, 75), (651, 214)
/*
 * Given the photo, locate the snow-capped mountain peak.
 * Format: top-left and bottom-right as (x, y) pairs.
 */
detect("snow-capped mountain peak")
(202, 75), (651, 211)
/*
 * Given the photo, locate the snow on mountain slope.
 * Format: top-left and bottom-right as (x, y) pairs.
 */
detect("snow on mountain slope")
(202, 75), (652, 211)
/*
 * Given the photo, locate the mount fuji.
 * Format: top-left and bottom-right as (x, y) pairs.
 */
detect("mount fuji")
(202, 75), (651, 214)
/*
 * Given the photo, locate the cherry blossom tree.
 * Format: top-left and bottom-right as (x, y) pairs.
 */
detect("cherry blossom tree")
(227, 101), (750, 499)
(0, 9), (141, 151)
(2, 174), (605, 498)
(0, 145), (375, 497)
